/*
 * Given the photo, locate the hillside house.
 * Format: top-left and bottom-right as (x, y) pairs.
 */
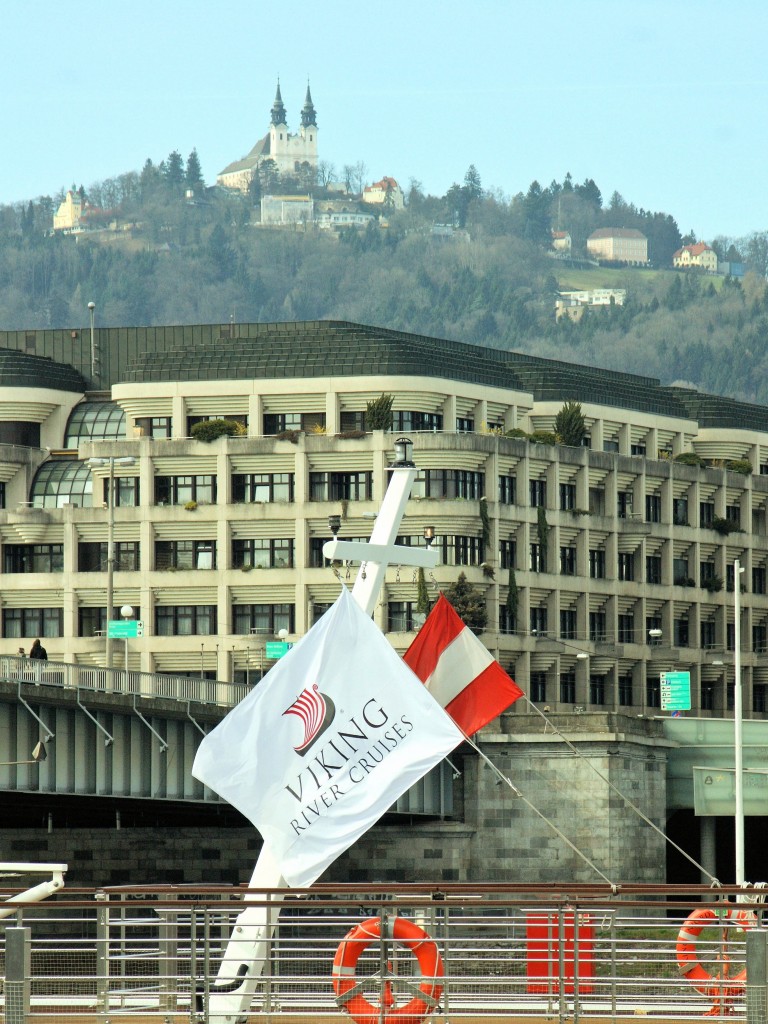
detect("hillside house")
(551, 230), (572, 253)
(362, 177), (405, 209)
(673, 242), (718, 273)
(587, 228), (648, 265)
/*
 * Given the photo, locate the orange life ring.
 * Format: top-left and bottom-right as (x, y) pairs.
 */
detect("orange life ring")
(332, 916), (443, 1024)
(676, 905), (755, 1011)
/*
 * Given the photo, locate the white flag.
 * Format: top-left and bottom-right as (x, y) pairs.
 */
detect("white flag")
(192, 587), (462, 887)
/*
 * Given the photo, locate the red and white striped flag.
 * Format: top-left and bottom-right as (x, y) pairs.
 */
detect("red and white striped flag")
(404, 593), (523, 735)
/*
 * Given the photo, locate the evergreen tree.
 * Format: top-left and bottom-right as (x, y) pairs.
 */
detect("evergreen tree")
(185, 148), (205, 193)
(443, 572), (487, 635)
(163, 150), (185, 193)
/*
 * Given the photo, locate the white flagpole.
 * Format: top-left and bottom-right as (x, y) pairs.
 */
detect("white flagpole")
(208, 447), (432, 1022)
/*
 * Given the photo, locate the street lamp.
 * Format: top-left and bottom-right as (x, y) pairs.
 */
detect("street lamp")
(87, 456), (136, 668)
(733, 557), (746, 885)
(87, 301), (97, 384)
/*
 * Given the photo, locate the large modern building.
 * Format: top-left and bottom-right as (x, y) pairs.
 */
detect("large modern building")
(2, 319), (768, 884)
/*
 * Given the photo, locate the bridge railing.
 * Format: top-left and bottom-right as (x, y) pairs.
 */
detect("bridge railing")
(1, 883), (767, 1023)
(0, 654), (247, 708)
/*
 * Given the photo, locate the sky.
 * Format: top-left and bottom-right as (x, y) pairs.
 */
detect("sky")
(4, 0), (767, 240)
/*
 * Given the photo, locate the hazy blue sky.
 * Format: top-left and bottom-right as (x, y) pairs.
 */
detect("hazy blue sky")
(5, 0), (766, 240)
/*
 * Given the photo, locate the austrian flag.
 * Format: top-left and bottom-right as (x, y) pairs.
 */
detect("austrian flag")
(404, 593), (523, 735)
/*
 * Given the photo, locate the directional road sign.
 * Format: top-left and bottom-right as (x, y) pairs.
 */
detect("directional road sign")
(660, 670), (691, 711)
(108, 620), (144, 639)
(265, 641), (292, 659)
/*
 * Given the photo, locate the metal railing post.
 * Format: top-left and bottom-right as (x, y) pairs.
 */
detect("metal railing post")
(95, 894), (109, 1020)
(746, 928), (768, 1024)
(557, 907), (566, 1024)
(5, 926), (31, 1024)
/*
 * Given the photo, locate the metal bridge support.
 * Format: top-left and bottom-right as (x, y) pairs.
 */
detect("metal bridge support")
(746, 928), (768, 1024)
(5, 926), (31, 1024)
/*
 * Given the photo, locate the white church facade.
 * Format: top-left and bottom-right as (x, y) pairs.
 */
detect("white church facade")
(217, 83), (318, 192)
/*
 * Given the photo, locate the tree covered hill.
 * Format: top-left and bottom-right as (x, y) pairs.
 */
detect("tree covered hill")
(2, 157), (768, 404)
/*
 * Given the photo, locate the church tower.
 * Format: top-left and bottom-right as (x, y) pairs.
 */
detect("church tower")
(269, 80), (289, 166)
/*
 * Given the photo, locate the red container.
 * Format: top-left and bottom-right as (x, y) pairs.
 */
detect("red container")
(526, 911), (594, 995)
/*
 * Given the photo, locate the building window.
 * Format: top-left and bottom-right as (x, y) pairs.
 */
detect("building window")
(560, 672), (576, 704)
(435, 535), (484, 566)
(645, 495), (661, 522)
(78, 541), (140, 572)
(701, 620), (716, 650)
(135, 416), (171, 438)
(387, 602), (418, 632)
(559, 483), (576, 510)
(647, 616), (662, 643)
(78, 605), (142, 637)
(619, 675), (634, 706)
(156, 605), (217, 635)
(589, 488), (605, 515)
(559, 546), (576, 575)
(233, 603), (294, 635)
(753, 624), (768, 654)
(672, 557), (689, 585)
(589, 611), (606, 642)
(646, 677), (661, 708)
(499, 475), (516, 504)
(529, 480), (547, 507)
(0, 482), (4, 509)
(232, 473), (294, 503)
(530, 607), (548, 635)
(311, 603), (333, 626)
(232, 538), (293, 569)
(339, 411), (366, 433)
(674, 619), (689, 647)
(309, 471), (373, 502)
(187, 414), (247, 436)
(263, 412), (326, 434)
(672, 498), (688, 526)
(156, 540), (216, 570)
(726, 622), (736, 650)
(618, 614), (634, 643)
(499, 604), (516, 635)
(754, 685), (768, 714)
(646, 555), (662, 585)
(631, 444), (646, 457)
(500, 539), (516, 570)
(701, 683), (715, 712)
(560, 610), (576, 640)
(618, 552), (634, 581)
(589, 549), (606, 579)
(456, 417), (474, 433)
(617, 492), (632, 519)
(155, 475), (216, 506)
(753, 567), (767, 594)
(589, 675), (606, 706)
(726, 504), (741, 527)
(392, 411), (443, 432)
(530, 672), (547, 703)
(530, 543), (544, 572)
(412, 469), (484, 500)
(700, 502), (715, 527)
(603, 439), (620, 453)
(3, 608), (63, 638)
(3, 544), (63, 573)
(103, 477), (140, 507)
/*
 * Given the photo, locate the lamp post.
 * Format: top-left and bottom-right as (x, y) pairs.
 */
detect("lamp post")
(733, 557), (746, 885)
(87, 456), (136, 668)
(87, 301), (96, 384)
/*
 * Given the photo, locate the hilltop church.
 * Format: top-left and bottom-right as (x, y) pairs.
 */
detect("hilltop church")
(217, 82), (318, 192)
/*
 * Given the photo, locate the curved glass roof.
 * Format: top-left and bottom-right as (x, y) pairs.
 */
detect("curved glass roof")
(65, 402), (126, 447)
(31, 460), (93, 508)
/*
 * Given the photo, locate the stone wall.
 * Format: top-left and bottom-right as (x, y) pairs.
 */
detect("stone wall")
(1, 714), (672, 889)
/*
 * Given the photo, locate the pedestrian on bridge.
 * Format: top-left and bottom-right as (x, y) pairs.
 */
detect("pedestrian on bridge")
(29, 639), (47, 661)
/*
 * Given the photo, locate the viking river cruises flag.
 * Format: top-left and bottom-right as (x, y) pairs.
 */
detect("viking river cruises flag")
(192, 587), (462, 888)
(403, 593), (523, 735)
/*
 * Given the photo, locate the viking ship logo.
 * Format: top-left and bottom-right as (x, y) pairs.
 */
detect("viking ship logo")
(283, 683), (336, 755)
